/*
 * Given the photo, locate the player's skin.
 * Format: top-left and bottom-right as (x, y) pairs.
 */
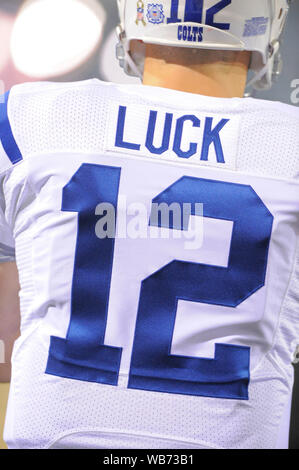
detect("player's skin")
(143, 44), (251, 98)
(0, 45), (251, 383)
(0, 262), (20, 382)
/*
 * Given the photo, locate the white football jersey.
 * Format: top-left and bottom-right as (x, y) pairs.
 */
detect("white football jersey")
(0, 80), (299, 449)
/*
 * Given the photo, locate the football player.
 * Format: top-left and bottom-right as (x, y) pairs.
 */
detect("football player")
(0, 0), (298, 449)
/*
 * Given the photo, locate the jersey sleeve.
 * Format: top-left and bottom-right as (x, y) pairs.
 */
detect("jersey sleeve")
(0, 89), (22, 263)
(0, 199), (15, 263)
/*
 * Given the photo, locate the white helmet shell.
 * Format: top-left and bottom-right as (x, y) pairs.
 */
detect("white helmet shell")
(116, 0), (291, 90)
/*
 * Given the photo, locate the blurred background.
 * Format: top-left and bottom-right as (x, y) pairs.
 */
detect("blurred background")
(0, 0), (298, 451)
(0, 0), (298, 103)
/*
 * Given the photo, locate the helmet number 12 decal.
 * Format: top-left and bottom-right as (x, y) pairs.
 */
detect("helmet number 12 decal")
(46, 163), (273, 400)
(167, 0), (231, 30)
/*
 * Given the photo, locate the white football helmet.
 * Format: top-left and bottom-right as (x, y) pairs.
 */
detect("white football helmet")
(116, 0), (291, 91)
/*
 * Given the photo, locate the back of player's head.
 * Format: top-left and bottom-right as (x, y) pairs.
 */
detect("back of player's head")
(116, 0), (291, 91)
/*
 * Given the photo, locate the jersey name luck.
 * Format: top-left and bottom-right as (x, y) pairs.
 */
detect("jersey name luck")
(108, 102), (240, 170)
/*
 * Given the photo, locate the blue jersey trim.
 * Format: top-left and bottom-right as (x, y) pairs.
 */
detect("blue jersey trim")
(0, 90), (23, 164)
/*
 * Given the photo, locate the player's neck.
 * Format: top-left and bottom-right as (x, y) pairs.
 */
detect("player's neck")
(143, 45), (250, 98)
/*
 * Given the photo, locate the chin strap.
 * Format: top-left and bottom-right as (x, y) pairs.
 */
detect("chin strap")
(245, 39), (281, 94)
(245, 63), (270, 91)
(125, 50), (143, 79)
(116, 26), (143, 80)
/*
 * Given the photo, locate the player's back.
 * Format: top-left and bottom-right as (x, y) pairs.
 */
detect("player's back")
(1, 79), (299, 449)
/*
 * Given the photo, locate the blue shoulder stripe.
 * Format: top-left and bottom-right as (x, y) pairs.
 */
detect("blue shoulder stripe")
(0, 90), (23, 164)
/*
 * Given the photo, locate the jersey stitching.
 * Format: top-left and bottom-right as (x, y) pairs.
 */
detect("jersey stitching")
(0, 159), (24, 179)
(9, 81), (299, 118)
(251, 237), (299, 381)
(45, 428), (221, 450)
(13, 150), (299, 187)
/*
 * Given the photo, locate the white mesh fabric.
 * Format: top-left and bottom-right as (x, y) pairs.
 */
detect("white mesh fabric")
(237, 100), (299, 179)
(8, 80), (299, 180)
(5, 326), (292, 449)
(1, 161), (37, 329)
(272, 240), (299, 373)
(9, 80), (110, 158)
(0, 170), (15, 262)
(2, 79), (299, 449)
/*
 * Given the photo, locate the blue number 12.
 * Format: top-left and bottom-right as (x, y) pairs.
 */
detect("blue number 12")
(167, 0), (231, 30)
(46, 163), (273, 400)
